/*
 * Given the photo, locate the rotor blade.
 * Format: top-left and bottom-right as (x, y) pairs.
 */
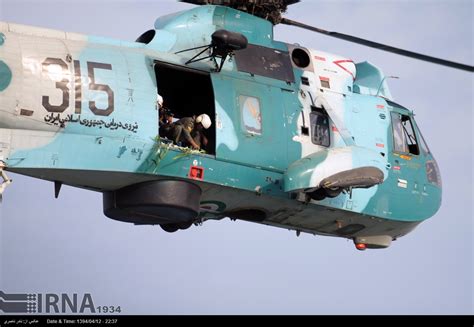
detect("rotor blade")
(180, 0), (300, 5)
(281, 18), (474, 72)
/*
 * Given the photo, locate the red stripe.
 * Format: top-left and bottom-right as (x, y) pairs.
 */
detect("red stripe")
(319, 76), (330, 82)
(333, 59), (355, 81)
(376, 143), (385, 148)
(377, 104), (385, 109)
(314, 55), (326, 61)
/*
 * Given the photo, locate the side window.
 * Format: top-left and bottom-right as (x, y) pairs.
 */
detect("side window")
(391, 112), (407, 153)
(391, 112), (420, 155)
(419, 133), (430, 155)
(415, 121), (431, 155)
(239, 95), (262, 135)
(310, 111), (330, 147)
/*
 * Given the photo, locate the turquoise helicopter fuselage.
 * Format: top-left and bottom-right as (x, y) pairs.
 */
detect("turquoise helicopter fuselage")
(0, 5), (441, 247)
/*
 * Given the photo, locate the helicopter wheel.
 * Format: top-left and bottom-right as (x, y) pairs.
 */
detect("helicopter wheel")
(160, 224), (180, 233)
(308, 188), (327, 201)
(160, 221), (193, 233)
(308, 187), (342, 201)
(324, 187), (343, 198)
(177, 221), (193, 230)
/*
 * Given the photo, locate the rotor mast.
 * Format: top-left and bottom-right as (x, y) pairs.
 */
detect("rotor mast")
(180, 0), (299, 24)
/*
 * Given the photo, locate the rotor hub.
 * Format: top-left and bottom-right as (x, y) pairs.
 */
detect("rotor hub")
(181, 0), (299, 24)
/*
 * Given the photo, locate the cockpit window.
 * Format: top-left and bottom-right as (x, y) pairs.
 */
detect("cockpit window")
(415, 122), (431, 155)
(235, 44), (295, 83)
(391, 112), (420, 155)
(426, 160), (442, 187)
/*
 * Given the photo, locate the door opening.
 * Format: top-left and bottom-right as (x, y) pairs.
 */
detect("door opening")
(154, 61), (216, 155)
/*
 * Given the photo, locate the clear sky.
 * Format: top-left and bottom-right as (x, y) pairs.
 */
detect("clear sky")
(0, 0), (472, 314)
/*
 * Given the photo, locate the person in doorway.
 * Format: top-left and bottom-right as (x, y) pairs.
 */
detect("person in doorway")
(157, 94), (164, 110)
(158, 95), (171, 126)
(157, 94), (175, 138)
(159, 108), (174, 138)
(168, 114), (212, 150)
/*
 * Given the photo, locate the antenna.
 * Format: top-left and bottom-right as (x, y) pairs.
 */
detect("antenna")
(376, 75), (399, 97)
(175, 30), (247, 72)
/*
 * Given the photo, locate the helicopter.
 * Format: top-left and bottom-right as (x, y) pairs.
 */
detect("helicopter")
(0, 0), (472, 251)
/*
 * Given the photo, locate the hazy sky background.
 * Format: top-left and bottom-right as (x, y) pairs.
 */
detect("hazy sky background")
(0, 0), (472, 314)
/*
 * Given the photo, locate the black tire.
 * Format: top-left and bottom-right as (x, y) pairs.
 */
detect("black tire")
(160, 224), (180, 233)
(308, 188), (327, 201)
(160, 221), (193, 233)
(324, 187), (342, 198)
(177, 221), (193, 230)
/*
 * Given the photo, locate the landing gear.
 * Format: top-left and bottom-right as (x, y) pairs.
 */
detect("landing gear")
(305, 166), (385, 201)
(160, 224), (180, 233)
(308, 187), (342, 201)
(177, 221), (193, 230)
(324, 187), (343, 198)
(160, 221), (193, 233)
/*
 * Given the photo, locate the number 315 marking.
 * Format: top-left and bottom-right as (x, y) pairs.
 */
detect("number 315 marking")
(42, 57), (114, 116)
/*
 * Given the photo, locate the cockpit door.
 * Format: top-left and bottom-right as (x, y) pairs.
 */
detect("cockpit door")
(388, 110), (425, 217)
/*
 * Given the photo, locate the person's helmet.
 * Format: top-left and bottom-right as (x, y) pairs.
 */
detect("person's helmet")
(196, 114), (212, 129)
(157, 94), (163, 107)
